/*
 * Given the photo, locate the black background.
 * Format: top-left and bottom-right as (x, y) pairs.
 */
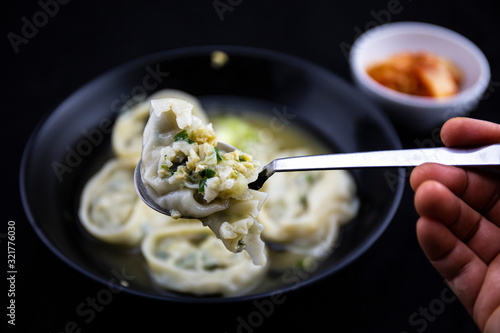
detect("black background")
(2, 0), (500, 332)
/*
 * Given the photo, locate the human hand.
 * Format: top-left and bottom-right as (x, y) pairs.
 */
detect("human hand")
(410, 117), (500, 333)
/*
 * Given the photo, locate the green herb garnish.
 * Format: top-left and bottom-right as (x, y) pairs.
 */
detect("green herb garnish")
(174, 130), (189, 141)
(199, 179), (207, 193)
(198, 168), (216, 179)
(173, 130), (195, 143)
(214, 147), (223, 162)
(197, 168), (216, 194)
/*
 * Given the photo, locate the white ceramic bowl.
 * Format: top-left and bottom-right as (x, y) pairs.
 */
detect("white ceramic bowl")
(350, 22), (490, 132)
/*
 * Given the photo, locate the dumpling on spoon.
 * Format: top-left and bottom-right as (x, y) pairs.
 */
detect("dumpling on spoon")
(140, 97), (268, 265)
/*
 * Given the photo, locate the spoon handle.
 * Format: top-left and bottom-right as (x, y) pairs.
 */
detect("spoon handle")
(249, 144), (500, 190)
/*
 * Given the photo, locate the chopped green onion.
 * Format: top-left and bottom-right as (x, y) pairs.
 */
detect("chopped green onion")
(198, 179), (207, 193)
(214, 147), (223, 162)
(174, 130), (194, 143)
(198, 169), (216, 193)
(174, 130), (189, 141)
(198, 168), (216, 179)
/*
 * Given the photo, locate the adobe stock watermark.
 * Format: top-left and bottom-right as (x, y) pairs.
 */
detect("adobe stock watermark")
(51, 64), (169, 182)
(383, 79), (500, 192)
(212, 0), (243, 22)
(226, 241), (335, 333)
(49, 267), (135, 333)
(7, 0), (72, 54)
(339, 0), (411, 62)
(400, 280), (457, 333)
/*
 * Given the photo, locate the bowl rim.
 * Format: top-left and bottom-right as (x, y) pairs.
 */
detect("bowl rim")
(19, 45), (405, 303)
(350, 21), (491, 109)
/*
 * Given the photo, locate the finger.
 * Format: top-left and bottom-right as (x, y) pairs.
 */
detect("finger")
(484, 305), (500, 333)
(475, 256), (500, 332)
(416, 216), (487, 316)
(414, 180), (500, 264)
(441, 117), (500, 147)
(410, 163), (500, 225)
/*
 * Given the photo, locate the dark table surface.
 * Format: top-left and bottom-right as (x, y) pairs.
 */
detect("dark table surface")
(3, 0), (500, 332)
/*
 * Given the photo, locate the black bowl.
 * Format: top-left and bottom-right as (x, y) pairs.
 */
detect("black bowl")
(20, 46), (404, 302)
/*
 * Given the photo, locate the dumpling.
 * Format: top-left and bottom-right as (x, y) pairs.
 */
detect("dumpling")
(141, 224), (268, 296)
(259, 150), (359, 257)
(140, 97), (268, 265)
(112, 89), (209, 166)
(78, 159), (142, 245)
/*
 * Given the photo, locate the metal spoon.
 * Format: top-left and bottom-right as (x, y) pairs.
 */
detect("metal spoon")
(135, 143), (500, 215)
